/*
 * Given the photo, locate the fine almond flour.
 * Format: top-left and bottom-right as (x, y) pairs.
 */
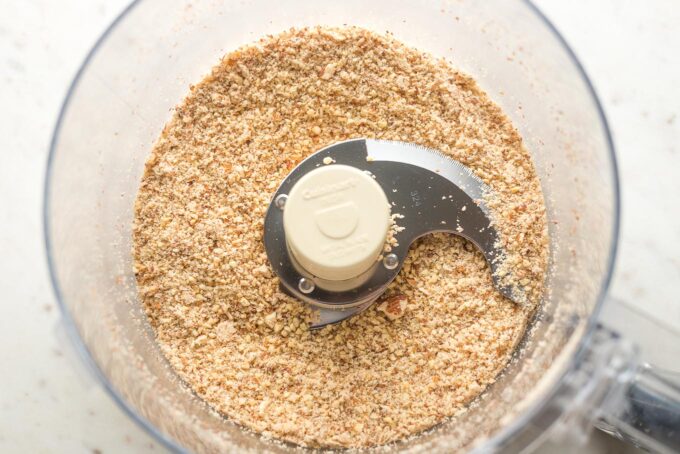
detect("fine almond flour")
(133, 27), (549, 448)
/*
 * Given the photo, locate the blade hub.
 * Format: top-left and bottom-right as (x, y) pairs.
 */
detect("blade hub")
(282, 164), (390, 283)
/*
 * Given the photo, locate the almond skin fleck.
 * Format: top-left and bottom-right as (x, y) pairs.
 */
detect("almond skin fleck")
(377, 294), (408, 320)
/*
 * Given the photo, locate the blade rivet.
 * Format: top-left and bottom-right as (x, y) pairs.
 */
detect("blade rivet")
(298, 278), (315, 294)
(383, 253), (399, 270)
(274, 194), (288, 210)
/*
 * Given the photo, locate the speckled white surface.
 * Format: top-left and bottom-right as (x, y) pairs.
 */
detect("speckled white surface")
(0, 1), (678, 452)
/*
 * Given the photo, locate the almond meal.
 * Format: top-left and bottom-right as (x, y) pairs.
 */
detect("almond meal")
(133, 26), (549, 448)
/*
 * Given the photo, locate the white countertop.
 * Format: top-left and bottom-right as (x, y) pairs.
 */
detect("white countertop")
(1, 1), (678, 452)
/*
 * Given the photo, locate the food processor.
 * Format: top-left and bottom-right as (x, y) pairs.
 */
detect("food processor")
(44, 0), (680, 452)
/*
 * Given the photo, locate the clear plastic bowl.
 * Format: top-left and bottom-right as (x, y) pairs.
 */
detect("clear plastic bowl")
(45, 0), (622, 452)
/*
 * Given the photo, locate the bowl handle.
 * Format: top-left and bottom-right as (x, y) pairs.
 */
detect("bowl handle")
(593, 340), (680, 453)
(549, 319), (680, 453)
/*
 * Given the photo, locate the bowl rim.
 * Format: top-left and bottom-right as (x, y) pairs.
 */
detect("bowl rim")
(43, 0), (620, 452)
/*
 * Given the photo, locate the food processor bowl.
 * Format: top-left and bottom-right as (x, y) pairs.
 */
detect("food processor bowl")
(44, 0), (679, 452)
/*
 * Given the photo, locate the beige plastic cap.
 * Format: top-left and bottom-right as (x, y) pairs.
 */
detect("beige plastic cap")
(283, 164), (390, 281)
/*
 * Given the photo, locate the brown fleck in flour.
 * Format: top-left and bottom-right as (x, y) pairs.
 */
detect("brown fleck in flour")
(133, 27), (548, 448)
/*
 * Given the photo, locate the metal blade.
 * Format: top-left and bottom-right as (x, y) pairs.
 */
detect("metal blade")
(366, 139), (487, 202)
(264, 138), (525, 330)
(364, 139), (524, 303)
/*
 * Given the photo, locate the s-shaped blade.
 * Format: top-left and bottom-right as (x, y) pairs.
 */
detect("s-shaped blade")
(263, 139), (523, 328)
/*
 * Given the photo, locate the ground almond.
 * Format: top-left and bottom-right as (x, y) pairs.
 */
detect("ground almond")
(133, 26), (548, 448)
